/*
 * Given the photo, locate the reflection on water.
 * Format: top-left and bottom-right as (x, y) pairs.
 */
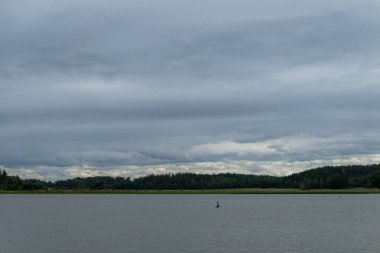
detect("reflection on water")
(1, 194), (380, 253)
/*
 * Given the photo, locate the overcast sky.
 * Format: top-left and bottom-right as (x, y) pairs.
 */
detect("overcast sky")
(1, 0), (380, 180)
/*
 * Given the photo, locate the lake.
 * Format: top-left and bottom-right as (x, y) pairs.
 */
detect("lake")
(1, 194), (379, 253)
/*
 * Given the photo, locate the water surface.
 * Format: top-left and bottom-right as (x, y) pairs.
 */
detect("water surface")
(1, 194), (379, 253)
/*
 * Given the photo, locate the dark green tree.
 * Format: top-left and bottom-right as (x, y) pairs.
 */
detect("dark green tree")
(328, 175), (348, 189)
(368, 171), (380, 188)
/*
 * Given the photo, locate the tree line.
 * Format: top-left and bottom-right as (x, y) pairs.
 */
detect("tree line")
(1, 164), (380, 191)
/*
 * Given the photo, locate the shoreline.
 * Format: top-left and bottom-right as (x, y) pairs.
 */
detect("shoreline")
(1, 188), (380, 194)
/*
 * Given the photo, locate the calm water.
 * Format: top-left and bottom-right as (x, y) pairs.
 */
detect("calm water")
(1, 194), (380, 253)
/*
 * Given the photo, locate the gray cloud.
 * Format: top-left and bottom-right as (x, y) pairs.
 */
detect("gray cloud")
(1, 0), (380, 179)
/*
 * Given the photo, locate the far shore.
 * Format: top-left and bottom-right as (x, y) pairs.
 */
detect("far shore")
(1, 188), (380, 194)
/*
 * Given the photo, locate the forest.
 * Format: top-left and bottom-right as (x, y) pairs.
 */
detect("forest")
(1, 164), (380, 191)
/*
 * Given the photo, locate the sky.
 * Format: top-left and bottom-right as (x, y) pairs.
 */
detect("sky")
(1, 0), (380, 180)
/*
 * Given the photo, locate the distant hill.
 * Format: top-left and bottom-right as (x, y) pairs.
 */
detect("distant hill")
(1, 164), (380, 191)
(283, 164), (380, 189)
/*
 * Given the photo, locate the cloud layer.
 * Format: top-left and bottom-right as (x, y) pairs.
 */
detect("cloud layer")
(1, 0), (380, 179)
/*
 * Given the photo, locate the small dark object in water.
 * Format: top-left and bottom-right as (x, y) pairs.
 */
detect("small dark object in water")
(216, 201), (220, 208)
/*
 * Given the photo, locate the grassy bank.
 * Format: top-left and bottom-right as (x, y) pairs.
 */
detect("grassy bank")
(1, 188), (380, 194)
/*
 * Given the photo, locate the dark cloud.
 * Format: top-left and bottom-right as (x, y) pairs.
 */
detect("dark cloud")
(1, 0), (380, 179)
